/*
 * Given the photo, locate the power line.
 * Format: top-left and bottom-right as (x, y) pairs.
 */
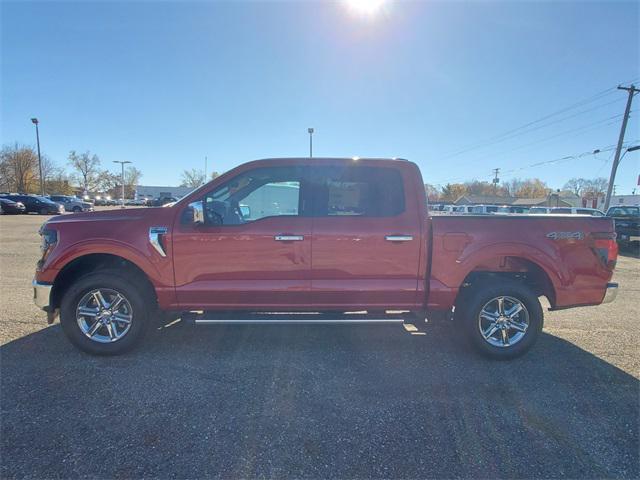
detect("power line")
(433, 140), (639, 185)
(442, 84), (622, 159)
(450, 98), (624, 158)
(467, 113), (626, 163)
(442, 77), (640, 160)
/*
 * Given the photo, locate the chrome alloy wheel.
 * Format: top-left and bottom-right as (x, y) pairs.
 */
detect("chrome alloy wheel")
(76, 288), (133, 343)
(478, 296), (530, 348)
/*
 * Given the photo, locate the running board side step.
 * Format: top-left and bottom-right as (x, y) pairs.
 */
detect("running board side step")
(193, 318), (405, 325)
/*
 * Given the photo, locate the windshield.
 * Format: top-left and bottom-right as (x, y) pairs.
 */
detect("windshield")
(34, 196), (56, 204)
(607, 206), (640, 217)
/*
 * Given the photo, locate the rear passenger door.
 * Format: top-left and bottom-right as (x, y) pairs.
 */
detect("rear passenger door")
(309, 164), (422, 310)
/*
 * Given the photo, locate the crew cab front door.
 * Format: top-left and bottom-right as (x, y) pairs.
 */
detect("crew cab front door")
(172, 164), (312, 309)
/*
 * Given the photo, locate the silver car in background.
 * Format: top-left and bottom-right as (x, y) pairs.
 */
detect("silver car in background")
(47, 195), (94, 213)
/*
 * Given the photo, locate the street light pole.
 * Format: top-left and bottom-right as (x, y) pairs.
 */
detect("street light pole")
(308, 128), (314, 158)
(31, 118), (44, 196)
(113, 161), (132, 208)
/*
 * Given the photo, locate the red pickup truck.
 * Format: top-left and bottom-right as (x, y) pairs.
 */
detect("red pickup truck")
(33, 158), (619, 358)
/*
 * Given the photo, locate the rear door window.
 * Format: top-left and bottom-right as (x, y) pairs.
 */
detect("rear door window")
(310, 166), (405, 217)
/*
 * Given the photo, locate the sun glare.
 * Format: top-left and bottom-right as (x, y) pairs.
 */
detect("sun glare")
(345, 0), (387, 17)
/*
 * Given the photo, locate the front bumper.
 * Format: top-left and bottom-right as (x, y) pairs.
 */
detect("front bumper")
(33, 280), (52, 310)
(602, 282), (618, 304)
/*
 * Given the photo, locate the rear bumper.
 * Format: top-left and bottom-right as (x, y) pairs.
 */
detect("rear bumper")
(33, 280), (52, 310)
(602, 282), (618, 304)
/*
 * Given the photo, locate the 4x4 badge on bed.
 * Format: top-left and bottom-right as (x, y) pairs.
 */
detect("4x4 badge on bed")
(546, 231), (584, 240)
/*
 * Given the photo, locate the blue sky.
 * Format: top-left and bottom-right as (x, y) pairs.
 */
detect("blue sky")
(2, 0), (639, 193)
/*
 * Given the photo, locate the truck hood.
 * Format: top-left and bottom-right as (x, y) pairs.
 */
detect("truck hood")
(45, 207), (175, 226)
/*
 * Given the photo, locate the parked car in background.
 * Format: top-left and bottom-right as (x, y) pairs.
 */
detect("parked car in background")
(550, 207), (605, 216)
(606, 205), (640, 247)
(469, 205), (510, 214)
(149, 196), (178, 207)
(93, 195), (117, 206)
(0, 197), (26, 214)
(0, 194), (64, 215)
(507, 206), (530, 214)
(48, 195), (94, 213)
(529, 207), (552, 214)
(428, 204), (453, 212)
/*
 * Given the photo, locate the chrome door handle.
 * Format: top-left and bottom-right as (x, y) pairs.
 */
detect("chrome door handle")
(274, 235), (304, 241)
(385, 235), (413, 242)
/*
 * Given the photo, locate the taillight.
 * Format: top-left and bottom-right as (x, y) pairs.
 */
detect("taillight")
(590, 232), (618, 270)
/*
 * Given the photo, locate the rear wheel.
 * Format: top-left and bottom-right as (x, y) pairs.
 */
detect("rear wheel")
(60, 271), (152, 355)
(458, 281), (543, 359)
(72, 206), (81, 213)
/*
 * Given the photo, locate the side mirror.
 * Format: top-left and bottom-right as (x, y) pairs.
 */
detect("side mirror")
(188, 201), (205, 225)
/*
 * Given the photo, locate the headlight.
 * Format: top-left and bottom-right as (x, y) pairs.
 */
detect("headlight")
(39, 226), (58, 261)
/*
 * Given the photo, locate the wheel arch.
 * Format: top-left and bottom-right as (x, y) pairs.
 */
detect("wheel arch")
(455, 255), (557, 309)
(50, 253), (157, 311)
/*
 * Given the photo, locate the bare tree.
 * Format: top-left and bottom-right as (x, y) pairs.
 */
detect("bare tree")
(95, 170), (119, 194)
(68, 150), (101, 193)
(124, 166), (143, 189)
(424, 183), (439, 202)
(563, 178), (588, 196)
(583, 178), (608, 198)
(562, 177), (608, 198)
(180, 169), (206, 188)
(0, 143), (39, 193)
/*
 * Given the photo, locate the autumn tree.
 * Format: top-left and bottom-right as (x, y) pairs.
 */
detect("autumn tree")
(211, 171), (220, 181)
(464, 180), (508, 196)
(0, 144), (40, 193)
(68, 150), (101, 193)
(504, 178), (550, 198)
(181, 169), (206, 188)
(440, 183), (467, 202)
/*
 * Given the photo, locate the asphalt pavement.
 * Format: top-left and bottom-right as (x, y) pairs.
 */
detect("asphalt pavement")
(1, 213), (638, 479)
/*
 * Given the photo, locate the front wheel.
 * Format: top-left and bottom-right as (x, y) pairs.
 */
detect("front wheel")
(458, 281), (543, 359)
(72, 206), (82, 213)
(60, 271), (152, 355)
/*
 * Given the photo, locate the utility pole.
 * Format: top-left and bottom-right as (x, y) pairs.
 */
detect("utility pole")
(604, 84), (639, 211)
(308, 128), (314, 158)
(30, 118), (44, 196)
(204, 156), (208, 184)
(492, 168), (500, 194)
(113, 160), (132, 208)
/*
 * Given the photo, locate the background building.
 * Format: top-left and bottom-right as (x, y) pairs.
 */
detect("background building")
(135, 185), (193, 200)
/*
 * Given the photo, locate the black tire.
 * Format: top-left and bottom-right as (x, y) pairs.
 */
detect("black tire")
(72, 206), (81, 213)
(60, 270), (152, 355)
(39, 207), (49, 215)
(457, 281), (543, 359)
